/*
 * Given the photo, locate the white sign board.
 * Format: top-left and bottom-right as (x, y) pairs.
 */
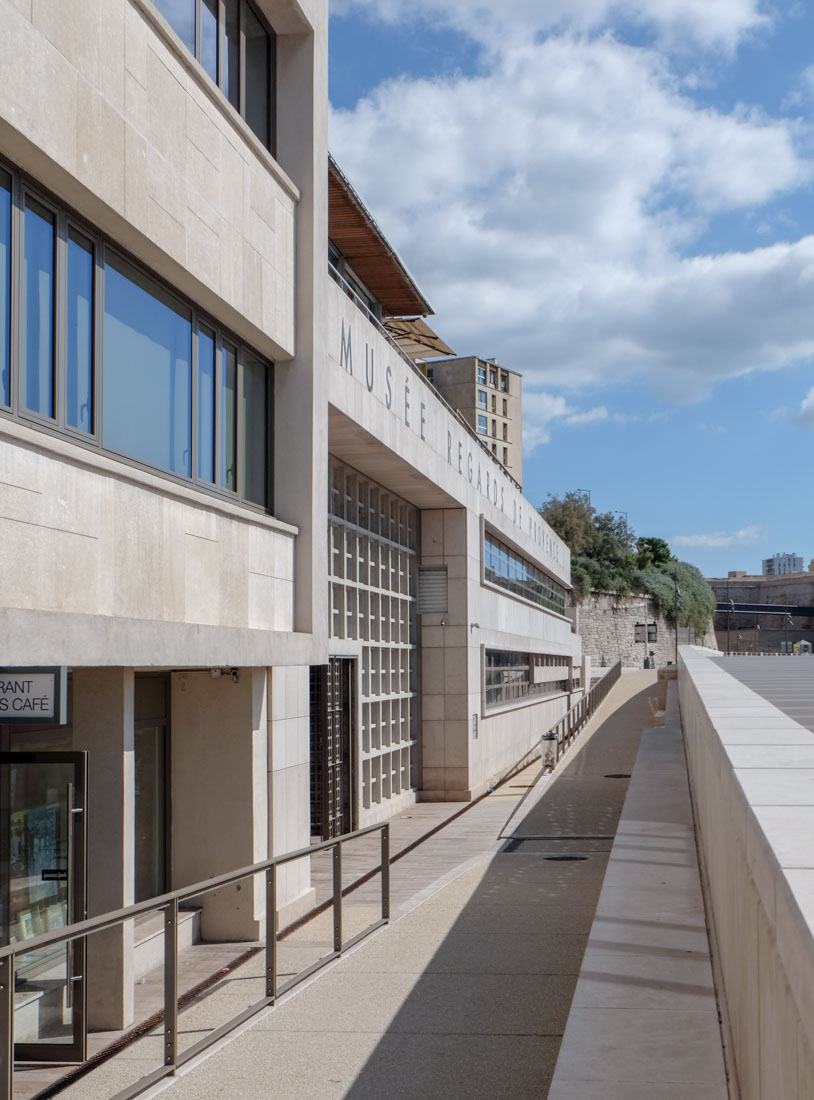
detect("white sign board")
(0, 667), (67, 724)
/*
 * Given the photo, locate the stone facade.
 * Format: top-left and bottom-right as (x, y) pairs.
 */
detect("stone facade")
(574, 592), (717, 669)
(708, 572), (814, 653)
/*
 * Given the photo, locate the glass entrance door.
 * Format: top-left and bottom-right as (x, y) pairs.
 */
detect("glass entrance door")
(0, 753), (87, 1063)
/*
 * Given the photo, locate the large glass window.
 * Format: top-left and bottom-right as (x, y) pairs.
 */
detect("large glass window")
(23, 198), (55, 419)
(0, 160), (273, 512)
(485, 650), (569, 708)
(104, 255), (192, 476)
(0, 170), (10, 407)
(197, 327), (216, 483)
(66, 229), (94, 434)
(476, 364), (487, 384)
(477, 414), (487, 435)
(477, 389), (487, 410)
(484, 530), (567, 615)
(154, 0), (195, 52)
(155, 0), (275, 154)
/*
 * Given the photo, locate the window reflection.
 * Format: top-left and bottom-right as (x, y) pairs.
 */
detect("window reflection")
(197, 328), (216, 483)
(483, 531), (566, 615)
(103, 256), (192, 476)
(0, 170), (9, 406)
(154, 0), (195, 53)
(201, 0), (218, 82)
(66, 230), (93, 434)
(225, 0), (240, 110)
(23, 198), (55, 419)
(245, 4), (270, 146)
(221, 342), (236, 490)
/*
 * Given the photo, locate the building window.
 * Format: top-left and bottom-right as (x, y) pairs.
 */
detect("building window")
(483, 530), (567, 615)
(500, 373), (508, 392)
(491, 394), (496, 412)
(153, 0), (276, 152)
(502, 422), (508, 441)
(485, 650), (569, 708)
(477, 363), (487, 384)
(0, 169), (10, 407)
(503, 447), (508, 465)
(635, 623), (658, 643)
(491, 419), (497, 437)
(0, 159), (273, 511)
(477, 389), (487, 410)
(503, 398), (507, 416)
(491, 443), (497, 454)
(489, 369), (497, 387)
(477, 414), (487, 434)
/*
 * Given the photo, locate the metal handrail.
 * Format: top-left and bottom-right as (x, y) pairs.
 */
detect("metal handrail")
(0, 821), (390, 1100)
(329, 262), (524, 493)
(541, 660), (622, 765)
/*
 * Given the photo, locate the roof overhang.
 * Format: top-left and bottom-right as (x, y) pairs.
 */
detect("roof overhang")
(383, 317), (455, 360)
(329, 155), (433, 318)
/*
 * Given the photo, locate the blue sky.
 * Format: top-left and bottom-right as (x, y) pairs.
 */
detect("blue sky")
(328, 1), (814, 578)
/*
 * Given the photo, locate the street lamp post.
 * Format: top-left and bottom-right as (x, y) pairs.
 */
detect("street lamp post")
(673, 567), (681, 666)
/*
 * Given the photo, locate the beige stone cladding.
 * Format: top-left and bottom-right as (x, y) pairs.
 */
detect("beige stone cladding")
(327, 286), (580, 802)
(0, 0), (298, 359)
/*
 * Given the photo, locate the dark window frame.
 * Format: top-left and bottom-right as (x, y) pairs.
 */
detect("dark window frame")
(153, 0), (277, 155)
(0, 157), (274, 515)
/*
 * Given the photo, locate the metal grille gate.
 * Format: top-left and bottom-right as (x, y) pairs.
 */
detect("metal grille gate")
(310, 658), (354, 839)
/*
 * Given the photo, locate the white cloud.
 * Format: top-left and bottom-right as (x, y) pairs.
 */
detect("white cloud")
(331, 0), (769, 52)
(672, 525), (760, 548)
(330, 31), (812, 403)
(566, 406), (608, 426)
(798, 387), (814, 425)
(521, 392), (572, 452)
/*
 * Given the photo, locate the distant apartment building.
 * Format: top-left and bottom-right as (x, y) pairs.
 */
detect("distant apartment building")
(425, 357), (523, 487)
(763, 552), (804, 575)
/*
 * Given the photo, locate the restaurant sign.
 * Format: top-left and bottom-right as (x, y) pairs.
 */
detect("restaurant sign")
(0, 667), (68, 724)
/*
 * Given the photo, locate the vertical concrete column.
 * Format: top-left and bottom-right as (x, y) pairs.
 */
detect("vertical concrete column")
(269, 665), (316, 930)
(72, 668), (135, 1031)
(171, 669), (268, 941)
(420, 508), (471, 801)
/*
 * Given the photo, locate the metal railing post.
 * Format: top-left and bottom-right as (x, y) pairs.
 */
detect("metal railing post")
(266, 864), (277, 1000)
(333, 841), (343, 954)
(164, 898), (178, 1071)
(0, 955), (13, 1100)
(381, 824), (391, 922)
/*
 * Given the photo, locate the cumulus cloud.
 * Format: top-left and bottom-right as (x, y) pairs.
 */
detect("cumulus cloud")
(672, 525), (760, 548)
(566, 406), (608, 426)
(331, 28), (813, 406)
(331, 0), (769, 52)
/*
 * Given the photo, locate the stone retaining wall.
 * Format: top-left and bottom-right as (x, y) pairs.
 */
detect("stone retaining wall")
(574, 592), (716, 668)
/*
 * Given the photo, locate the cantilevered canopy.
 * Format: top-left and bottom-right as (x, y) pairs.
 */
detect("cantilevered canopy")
(384, 317), (455, 360)
(329, 155), (433, 318)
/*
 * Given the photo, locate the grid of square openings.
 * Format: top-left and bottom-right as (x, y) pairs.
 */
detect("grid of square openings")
(484, 530), (567, 615)
(329, 458), (418, 813)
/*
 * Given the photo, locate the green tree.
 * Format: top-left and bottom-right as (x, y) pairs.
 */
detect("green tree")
(636, 536), (672, 569)
(538, 494), (715, 634)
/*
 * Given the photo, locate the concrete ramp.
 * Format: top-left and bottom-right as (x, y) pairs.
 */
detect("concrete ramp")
(548, 685), (729, 1099)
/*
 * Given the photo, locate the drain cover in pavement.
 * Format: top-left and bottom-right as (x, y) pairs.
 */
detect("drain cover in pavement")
(544, 855), (588, 861)
(604, 773), (631, 779)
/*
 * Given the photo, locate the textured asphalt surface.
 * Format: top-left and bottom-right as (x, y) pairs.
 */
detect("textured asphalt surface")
(714, 655), (814, 733)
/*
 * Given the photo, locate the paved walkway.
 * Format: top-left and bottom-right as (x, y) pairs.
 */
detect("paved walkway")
(142, 671), (663, 1100)
(24, 669), (728, 1100)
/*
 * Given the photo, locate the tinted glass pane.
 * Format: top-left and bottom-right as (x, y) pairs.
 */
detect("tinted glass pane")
(154, 0), (195, 53)
(197, 328), (215, 483)
(23, 199), (55, 418)
(221, 342), (236, 490)
(242, 358), (267, 506)
(245, 6), (270, 147)
(103, 256), (192, 476)
(201, 0), (218, 81)
(225, 0), (240, 110)
(0, 171), (9, 406)
(66, 230), (93, 433)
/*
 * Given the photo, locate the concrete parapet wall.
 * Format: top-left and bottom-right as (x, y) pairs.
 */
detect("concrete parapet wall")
(679, 646), (814, 1098)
